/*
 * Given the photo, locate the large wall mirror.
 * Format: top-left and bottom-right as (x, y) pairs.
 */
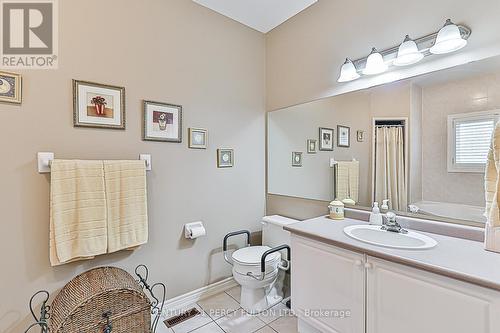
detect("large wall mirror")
(268, 55), (500, 226)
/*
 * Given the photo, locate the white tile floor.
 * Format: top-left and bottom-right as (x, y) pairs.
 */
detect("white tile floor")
(158, 286), (298, 333)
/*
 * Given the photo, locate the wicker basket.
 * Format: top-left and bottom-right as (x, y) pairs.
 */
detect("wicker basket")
(49, 267), (152, 333)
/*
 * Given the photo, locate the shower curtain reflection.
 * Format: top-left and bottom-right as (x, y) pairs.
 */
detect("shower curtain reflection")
(374, 126), (407, 211)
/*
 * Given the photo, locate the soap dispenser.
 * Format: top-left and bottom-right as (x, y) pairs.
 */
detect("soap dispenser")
(369, 202), (383, 225)
(381, 199), (389, 210)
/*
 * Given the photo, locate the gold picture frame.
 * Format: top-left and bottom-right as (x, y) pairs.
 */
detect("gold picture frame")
(292, 152), (303, 167)
(143, 100), (182, 142)
(0, 71), (22, 104)
(188, 128), (208, 149)
(307, 139), (317, 153)
(217, 149), (234, 168)
(73, 80), (125, 129)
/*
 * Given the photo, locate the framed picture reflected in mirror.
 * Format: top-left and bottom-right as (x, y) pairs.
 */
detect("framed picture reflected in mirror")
(319, 127), (334, 151)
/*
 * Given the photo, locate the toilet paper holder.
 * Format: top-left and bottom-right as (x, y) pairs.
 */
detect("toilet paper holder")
(184, 221), (206, 239)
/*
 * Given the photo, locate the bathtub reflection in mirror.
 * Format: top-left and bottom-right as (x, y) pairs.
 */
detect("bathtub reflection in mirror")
(267, 55), (500, 225)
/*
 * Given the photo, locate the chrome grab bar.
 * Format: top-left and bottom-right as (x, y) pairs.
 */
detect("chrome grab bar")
(223, 230), (251, 266)
(247, 244), (291, 281)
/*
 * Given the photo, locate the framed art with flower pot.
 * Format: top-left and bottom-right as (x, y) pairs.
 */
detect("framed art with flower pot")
(143, 100), (182, 142)
(0, 71), (22, 104)
(73, 80), (125, 129)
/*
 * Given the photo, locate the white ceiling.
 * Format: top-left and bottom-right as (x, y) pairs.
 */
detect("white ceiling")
(192, 0), (318, 33)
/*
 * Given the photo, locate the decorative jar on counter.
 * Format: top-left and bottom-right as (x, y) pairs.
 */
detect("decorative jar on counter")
(328, 200), (345, 220)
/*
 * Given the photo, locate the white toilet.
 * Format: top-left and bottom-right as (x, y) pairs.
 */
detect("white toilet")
(223, 215), (298, 314)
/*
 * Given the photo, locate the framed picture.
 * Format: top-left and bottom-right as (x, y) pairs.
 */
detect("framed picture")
(188, 128), (208, 149)
(0, 71), (22, 104)
(217, 149), (234, 168)
(292, 152), (303, 167)
(357, 130), (365, 142)
(73, 80), (125, 129)
(319, 127), (334, 151)
(337, 125), (351, 147)
(143, 100), (182, 142)
(307, 139), (317, 153)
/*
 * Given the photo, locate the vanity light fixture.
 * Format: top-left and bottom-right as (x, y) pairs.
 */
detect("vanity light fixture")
(337, 58), (360, 82)
(362, 48), (388, 75)
(430, 19), (468, 55)
(336, 19), (471, 83)
(393, 35), (424, 66)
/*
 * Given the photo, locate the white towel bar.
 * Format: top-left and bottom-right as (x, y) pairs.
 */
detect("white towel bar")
(37, 152), (152, 173)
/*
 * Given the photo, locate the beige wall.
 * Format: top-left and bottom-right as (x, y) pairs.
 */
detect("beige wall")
(421, 71), (500, 206)
(0, 1), (266, 331)
(266, 0), (500, 111)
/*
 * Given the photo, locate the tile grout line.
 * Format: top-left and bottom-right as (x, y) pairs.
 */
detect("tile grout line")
(213, 315), (229, 333)
(179, 291), (294, 333)
(184, 319), (216, 333)
(224, 289), (240, 304)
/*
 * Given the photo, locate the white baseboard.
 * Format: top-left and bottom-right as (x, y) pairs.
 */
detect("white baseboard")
(161, 277), (238, 312)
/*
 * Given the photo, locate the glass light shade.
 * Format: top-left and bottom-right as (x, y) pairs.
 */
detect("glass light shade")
(363, 48), (388, 75)
(393, 35), (424, 66)
(337, 58), (360, 82)
(430, 19), (467, 55)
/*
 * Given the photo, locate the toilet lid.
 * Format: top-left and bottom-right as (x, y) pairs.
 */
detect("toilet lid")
(232, 246), (281, 265)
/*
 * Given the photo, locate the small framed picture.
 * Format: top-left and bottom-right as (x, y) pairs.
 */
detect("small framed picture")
(73, 80), (125, 129)
(292, 152), (303, 167)
(357, 130), (365, 142)
(217, 149), (234, 168)
(143, 100), (182, 142)
(337, 125), (351, 147)
(319, 127), (334, 151)
(189, 128), (208, 149)
(307, 139), (317, 153)
(0, 71), (22, 104)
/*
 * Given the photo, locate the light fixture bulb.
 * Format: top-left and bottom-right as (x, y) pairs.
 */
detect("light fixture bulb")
(363, 48), (388, 75)
(337, 58), (360, 82)
(394, 35), (424, 66)
(430, 19), (467, 55)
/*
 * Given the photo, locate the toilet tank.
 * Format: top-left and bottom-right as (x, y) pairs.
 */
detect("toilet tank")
(261, 215), (299, 248)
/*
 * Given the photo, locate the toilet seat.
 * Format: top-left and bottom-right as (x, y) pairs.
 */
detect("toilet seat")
(231, 246), (281, 276)
(222, 227), (294, 314)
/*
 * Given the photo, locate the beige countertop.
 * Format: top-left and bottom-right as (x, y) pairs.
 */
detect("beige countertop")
(285, 215), (500, 292)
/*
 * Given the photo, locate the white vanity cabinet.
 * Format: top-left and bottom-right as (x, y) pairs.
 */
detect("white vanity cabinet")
(365, 256), (500, 333)
(291, 235), (500, 333)
(291, 235), (365, 333)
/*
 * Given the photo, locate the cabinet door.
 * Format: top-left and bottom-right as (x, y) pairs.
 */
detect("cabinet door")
(291, 235), (365, 333)
(366, 256), (500, 333)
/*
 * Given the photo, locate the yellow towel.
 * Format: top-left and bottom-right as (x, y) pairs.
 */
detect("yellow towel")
(335, 161), (359, 203)
(104, 160), (148, 253)
(485, 122), (500, 253)
(49, 160), (107, 266)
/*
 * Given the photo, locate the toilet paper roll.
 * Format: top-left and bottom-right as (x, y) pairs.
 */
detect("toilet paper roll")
(188, 225), (206, 239)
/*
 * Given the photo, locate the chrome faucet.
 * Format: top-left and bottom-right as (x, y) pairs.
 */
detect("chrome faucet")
(382, 212), (408, 234)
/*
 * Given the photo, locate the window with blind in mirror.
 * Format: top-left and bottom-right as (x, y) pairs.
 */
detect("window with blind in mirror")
(447, 110), (500, 173)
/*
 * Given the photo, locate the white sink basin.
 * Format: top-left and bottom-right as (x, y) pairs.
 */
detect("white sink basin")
(343, 225), (437, 250)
